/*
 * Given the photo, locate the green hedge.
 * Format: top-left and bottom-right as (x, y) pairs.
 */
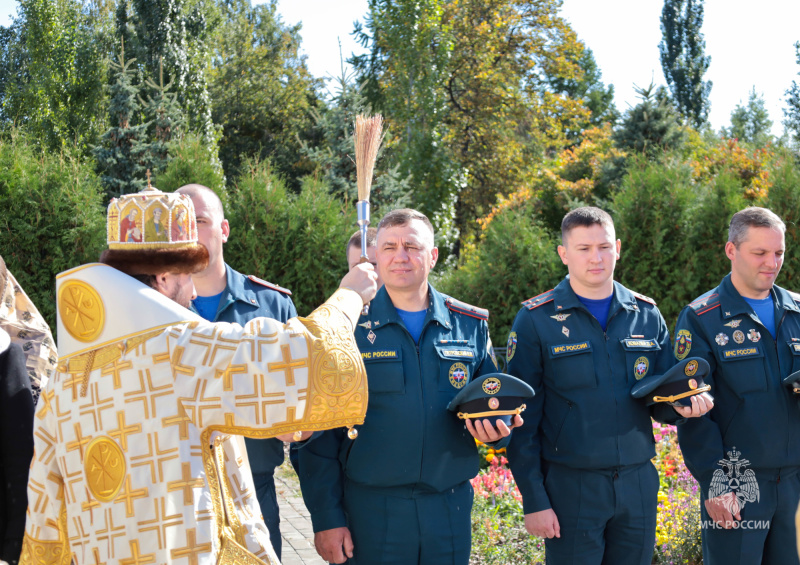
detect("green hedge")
(0, 132), (106, 329)
(224, 160), (354, 316)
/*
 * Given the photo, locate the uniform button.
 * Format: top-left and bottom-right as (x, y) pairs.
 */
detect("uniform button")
(250, 298), (256, 304)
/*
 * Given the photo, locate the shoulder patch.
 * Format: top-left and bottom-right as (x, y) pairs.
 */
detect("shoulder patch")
(445, 297), (488, 321)
(247, 275), (292, 296)
(688, 291), (719, 315)
(631, 291), (656, 305)
(522, 289), (555, 310)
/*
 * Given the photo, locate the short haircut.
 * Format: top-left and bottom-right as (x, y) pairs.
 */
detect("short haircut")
(346, 227), (378, 257)
(377, 208), (435, 246)
(176, 184), (224, 220)
(728, 207), (786, 247)
(561, 206), (615, 242)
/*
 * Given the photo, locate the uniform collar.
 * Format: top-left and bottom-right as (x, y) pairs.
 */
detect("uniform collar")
(718, 273), (800, 319)
(221, 263), (259, 306)
(361, 283), (452, 331)
(551, 276), (640, 315)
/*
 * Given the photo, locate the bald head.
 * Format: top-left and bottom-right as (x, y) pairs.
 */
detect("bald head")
(176, 184), (224, 222)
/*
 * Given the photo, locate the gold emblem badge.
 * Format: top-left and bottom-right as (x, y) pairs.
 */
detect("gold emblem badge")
(733, 330), (745, 344)
(449, 363), (468, 389)
(482, 377), (501, 394)
(685, 360), (699, 376)
(634, 356), (649, 380)
(550, 313), (571, 322)
(84, 436), (126, 502)
(488, 398), (500, 409)
(688, 378), (698, 390)
(724, 319), (742, 328)
(58, 280), (105, 342)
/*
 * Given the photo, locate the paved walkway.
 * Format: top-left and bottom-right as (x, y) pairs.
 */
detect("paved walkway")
(276, 467), (326, 565)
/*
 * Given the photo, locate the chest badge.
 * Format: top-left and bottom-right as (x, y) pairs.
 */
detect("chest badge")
(551, 313), (571, 322)
(715, 332), (729, 346)
(367, 330), (377, 344)
(634, 356), (649, 380)
(747, 329), (761, 343)
(725, 319), (742, 329)
(359, 321), (372, 329)
(449, 363), (468, 389)
(733, 330), (745, 344)
(562, 326), (570, 338)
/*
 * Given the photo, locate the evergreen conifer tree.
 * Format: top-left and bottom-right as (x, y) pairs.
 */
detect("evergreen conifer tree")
(140, 57), (184, 177)
(724, 88), (773, 146)
(784, 42), (800, 144)
(613, 83), (685, 156)
(301, 64), (410, 211)
(93, 42), (149, 198)
(659, 0), (712, 128)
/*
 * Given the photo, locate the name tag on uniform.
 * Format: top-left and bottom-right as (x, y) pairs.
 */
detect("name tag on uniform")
(722, 347), (760, 360)
(362, 349), (399, 361)
(550, 341), (592, 357)
(621, 338), (659, 350)
(440, 349), (475, 359)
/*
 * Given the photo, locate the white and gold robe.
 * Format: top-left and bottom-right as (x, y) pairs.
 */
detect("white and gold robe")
(21, 264), (367, 565)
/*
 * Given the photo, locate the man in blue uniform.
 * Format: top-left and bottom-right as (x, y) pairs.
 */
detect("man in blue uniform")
(297, 208), (520, 565)
(176, 183), (305, 559)
(674, 206), (800, 565)
(506, 206), (711, 565)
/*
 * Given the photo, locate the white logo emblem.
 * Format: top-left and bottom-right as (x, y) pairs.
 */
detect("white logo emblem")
(561, 326), (569, 338)
(709, 447), (760, 514)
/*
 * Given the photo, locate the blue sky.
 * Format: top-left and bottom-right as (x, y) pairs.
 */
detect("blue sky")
(0, 0), (797, 136)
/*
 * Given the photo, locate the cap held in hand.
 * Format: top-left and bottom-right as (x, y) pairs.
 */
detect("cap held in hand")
(447, 372), (534, 427)
(631, 357), (712, 406)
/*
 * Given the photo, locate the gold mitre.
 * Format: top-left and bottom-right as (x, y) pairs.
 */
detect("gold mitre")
(56, 263), (201, 359)
(107, 183), (197, 250)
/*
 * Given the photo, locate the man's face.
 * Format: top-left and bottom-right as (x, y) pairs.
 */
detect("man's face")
(726, 226), (785, 298)
(153, 208), (162, 221)
(376, 219), (438, 295)
(347, 244), (382, 288)
(158, 272), (196, 309)
(187, 192), (229, 273)
(557, 223), (620, 294)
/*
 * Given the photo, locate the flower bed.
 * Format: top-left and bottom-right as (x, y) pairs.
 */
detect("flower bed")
(470, 424), (703, 564)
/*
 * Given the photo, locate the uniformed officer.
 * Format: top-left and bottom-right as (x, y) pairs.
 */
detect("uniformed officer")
(297, 208), (520, 565)
(176, 183), (306, 559)
(506, 206), (711, 565)
(675, 206), (800, 564)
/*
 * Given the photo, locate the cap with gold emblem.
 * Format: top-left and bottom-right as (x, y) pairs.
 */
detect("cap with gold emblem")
(447, 372), (534, 427)
(631, 357), (712, 406)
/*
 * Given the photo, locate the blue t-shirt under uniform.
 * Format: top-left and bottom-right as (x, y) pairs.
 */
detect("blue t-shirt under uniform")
(193, 291), (223, 322)
(577, 292), (614, 332)
(744, 294), (776, 339)
(397, 308), (427, 344)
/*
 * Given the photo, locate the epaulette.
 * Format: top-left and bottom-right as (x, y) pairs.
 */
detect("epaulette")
(522, 289), (554, 310)
(445, 297), (488, 321)
(247, 275), (292, 295)
(688, 291), (719, 315)
(631, 291), (656, 305)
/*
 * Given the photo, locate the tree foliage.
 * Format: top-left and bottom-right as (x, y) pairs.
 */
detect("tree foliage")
(0, 0), (111, 153)
(659, 0), (712, 128)
(722, 87), (773, 146)
(352, 0), (591, 248)
(784, 42), (800, 145)
(208, 0), (321, 185)
(613, 83), (685, 156)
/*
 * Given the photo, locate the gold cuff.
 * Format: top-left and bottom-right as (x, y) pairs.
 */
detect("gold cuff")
(324, 288), (365, 330)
